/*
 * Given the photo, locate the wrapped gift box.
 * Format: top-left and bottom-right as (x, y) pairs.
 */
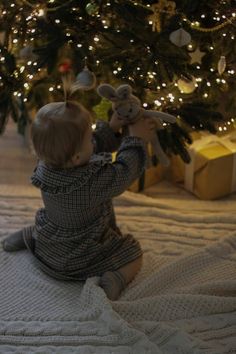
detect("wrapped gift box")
(170, 133), (236, 200)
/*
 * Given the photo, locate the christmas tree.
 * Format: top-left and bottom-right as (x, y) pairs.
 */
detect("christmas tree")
(0, 0), (236, 161)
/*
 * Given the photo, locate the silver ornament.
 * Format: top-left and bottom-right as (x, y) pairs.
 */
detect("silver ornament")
(76, 66), (96, 90)
(169, 28), (191, 47)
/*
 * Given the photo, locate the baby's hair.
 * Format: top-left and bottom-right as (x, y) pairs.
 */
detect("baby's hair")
(31, 101), (91, 168)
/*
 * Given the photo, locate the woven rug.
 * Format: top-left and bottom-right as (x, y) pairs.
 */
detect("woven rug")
(0, 182), (236, 354)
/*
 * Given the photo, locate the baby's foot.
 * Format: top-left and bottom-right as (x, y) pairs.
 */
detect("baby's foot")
(2, 230), (27, 251)
(99, 270), (126, 301)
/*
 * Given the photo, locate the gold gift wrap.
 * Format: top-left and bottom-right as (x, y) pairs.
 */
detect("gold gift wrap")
(170, 134), (236, 200)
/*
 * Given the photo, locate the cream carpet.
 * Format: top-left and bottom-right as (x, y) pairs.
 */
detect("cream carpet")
(0, 182), (236, 353)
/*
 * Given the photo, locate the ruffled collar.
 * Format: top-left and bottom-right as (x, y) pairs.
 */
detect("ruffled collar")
(31, 153), (112, 194)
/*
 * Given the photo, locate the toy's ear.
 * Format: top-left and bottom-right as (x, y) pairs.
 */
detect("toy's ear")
(97, 84), (118, 102)
(144, 110), (176, 123)
(116, 84), (132, 100)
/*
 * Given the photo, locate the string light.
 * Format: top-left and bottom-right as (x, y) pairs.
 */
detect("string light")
(154, 100), (162, 106)
(1, 0), (235, 137)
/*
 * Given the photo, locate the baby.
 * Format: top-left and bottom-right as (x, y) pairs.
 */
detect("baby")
(3, 100), (155, 300)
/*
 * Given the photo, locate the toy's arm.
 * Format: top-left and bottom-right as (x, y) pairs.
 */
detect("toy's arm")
(141, 109), (177, 166)
(142, 110), (176, 124)
(150, 135), (170, 166)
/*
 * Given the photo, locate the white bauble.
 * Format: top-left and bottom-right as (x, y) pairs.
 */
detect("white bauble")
(169, 28), (191, 47)
(19, 46), (37, 61)
(217, 56), (226, 75)
(76, 66), (96, 90)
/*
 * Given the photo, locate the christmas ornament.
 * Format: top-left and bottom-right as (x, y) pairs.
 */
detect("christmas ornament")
(85, 1), (99, 16)
(75, 66), (96, 90)
(189, 47), (205, 64)
(19, 46), (38, 61)
(217, 56), (226, 75)
(148, 0), (176, 32)
(61, 65), (96, 101)
(93, 97), (112, 120)
(177, 75), (197, 94)
(58, 59), (72, 73)
(169, 28), (191, 47)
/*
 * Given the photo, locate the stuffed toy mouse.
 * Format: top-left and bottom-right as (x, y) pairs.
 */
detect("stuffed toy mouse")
(97, 83), (176, 166)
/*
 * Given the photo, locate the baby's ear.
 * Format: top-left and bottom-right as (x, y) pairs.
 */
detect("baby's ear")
(97, 84), (117, 102)
(116, 84), (132, 100)
(144, 110), (176, 123)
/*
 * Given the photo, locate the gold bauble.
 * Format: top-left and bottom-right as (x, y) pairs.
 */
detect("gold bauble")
(177, 75), (197, 93)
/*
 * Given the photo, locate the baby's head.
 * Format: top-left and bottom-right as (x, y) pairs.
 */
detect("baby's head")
(31, 101), (93, 169)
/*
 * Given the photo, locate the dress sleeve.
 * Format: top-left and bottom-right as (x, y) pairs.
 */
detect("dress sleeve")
(92, 120), (122, 153)
(89, 136), (147, 203)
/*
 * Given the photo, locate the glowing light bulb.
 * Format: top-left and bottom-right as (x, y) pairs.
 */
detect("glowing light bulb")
(37, 8), (45, 17)
(154, 100), (162, 106)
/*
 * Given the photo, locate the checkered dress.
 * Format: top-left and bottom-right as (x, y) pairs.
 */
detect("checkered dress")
(23, 121), (147, 281)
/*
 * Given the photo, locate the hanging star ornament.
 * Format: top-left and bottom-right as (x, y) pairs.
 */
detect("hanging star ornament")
(189, 47), (205, 64)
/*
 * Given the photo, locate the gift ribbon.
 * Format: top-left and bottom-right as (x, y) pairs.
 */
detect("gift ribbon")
(185, 132), (236, 193)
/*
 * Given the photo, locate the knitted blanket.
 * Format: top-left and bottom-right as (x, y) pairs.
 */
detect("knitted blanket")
(0, 182), (236, 354)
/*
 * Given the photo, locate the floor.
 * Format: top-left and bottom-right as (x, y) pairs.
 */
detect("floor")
(0, 118), (37, 186)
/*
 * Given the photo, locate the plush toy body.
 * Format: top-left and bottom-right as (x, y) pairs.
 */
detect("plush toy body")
(97, 84), (176, 166)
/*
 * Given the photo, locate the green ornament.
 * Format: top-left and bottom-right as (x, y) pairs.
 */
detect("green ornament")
(85, 2), (99, 16)
(93, 98), (112, 121)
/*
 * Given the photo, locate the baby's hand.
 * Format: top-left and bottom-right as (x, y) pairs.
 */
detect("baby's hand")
(128, 117), (156, 143)
(109, 112), (125, 133)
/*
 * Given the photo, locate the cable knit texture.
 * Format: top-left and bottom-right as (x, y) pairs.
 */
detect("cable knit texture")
(0, 182), (236, 354)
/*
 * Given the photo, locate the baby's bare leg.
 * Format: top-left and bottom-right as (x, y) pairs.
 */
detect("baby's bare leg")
(99, 255), (142, 301)
(117, 255), (142, 284)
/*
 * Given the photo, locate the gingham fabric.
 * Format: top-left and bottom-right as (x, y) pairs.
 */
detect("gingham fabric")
(23, 121), (147, 281)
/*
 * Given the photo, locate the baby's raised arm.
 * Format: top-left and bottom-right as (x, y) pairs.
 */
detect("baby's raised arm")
(89, 116), (155, 203)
